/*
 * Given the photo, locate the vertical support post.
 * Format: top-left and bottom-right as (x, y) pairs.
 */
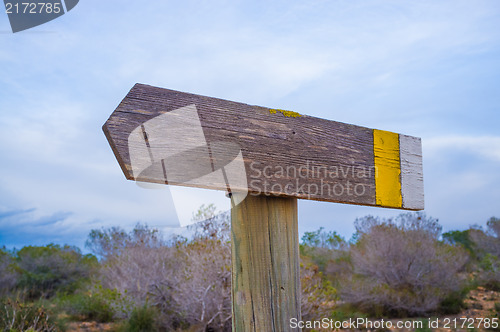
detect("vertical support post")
(231, 194), (301, 332)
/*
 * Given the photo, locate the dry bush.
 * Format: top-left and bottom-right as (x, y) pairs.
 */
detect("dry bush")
(0, 298), (60, 331)
(98, 237), (231, 330)
(339, 213), (468, 316)
(156, 237), (232, 331)
(97, 245), (178, 314)
(88, 208), (232, 331)
(146, 208), (232, 331)
(159, 208), (232, 331)
(300, 261), (337, 321)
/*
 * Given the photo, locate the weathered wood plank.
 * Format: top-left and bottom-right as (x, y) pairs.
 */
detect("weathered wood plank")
(400, 134), (425, 210)
(103, 83), (424, 210)
(231, 194), (300, 331)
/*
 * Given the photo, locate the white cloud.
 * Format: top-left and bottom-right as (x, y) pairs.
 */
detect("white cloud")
(424, 136), (500, 163)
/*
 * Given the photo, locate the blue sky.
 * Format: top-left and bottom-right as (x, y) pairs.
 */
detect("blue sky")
(1, 0), (499, 249)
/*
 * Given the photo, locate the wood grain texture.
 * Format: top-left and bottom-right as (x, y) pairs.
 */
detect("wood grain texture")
(103, 83), (424, 210)
(400, 134), (425, 210)
(231, 194), (300, 332)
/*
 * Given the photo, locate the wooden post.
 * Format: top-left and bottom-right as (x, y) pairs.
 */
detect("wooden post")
(231, 194), (301, 332)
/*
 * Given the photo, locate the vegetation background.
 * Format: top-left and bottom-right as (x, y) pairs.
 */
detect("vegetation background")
(1, 205), (499, 331)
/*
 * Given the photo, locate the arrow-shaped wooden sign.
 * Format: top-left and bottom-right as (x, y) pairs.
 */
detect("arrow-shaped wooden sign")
(103, 83), (425, 331)
(103, 83), (424, 210)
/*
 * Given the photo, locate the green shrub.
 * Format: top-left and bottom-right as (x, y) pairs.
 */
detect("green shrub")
(476, 254), (500, 291)
(126, 305), (158, 332)
(438, 287), (469, 315)
(69, 293), (114, 322)
(64, 285), (131, 323)
(15, 244), (97, 299)
(442, 230), (476, 256)
(300, 227), (346, 273)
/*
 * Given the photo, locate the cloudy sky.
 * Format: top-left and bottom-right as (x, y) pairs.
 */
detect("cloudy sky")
(1, 0), (499, 249)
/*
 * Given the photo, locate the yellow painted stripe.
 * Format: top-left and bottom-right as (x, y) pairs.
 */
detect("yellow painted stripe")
(373, 129), (402, 208)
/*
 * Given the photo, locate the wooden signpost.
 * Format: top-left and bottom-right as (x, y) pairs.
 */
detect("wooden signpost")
(103, 83), (424, 331)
